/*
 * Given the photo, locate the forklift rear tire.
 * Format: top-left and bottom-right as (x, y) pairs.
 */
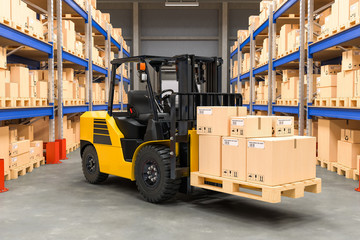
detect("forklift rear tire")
(82, 145), (108, 184)
(135, 144), (180, 203)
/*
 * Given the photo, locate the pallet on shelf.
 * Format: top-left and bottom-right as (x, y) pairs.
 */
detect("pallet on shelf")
(314, 97), (360, 108)
(0, 17), (11, 27)
(30, 98), (48, 107)
(190, 172), (321, 204)
(318, 18), (360, 42)
(63, 99), (84, 106)
(316, 157), (332, 171)
(255, 100), (268, 105)
(276, 99), (298, 106)
(329, 162), (355, 179)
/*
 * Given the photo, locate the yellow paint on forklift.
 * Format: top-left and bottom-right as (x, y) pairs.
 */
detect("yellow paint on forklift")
(189, 129), (199, 172)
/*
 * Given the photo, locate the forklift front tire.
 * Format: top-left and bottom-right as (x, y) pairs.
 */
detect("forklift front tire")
(135, 144), (180, 203)
(82, 145), (108, 184)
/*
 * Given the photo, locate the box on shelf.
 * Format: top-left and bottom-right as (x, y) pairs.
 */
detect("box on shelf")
(230, 116), (272, 138)
(337, 71), (355, 98)
(221, 137), (247, 181)
(199, 135), (221, 177)
(5, 82), (18, 98)
(9, 125), (34, 142)
(247, 136), (316, 186)
(337, 140), (360, 169)
(321, 65), (341, 76)
(317, 87), (337, 98)
(10, 66), (30, 98)
(342, 50), (360, 71)
(9, 140), (30, 157)
(0, 126), (10, 174)
(318, 75), (337, 87)
(283, 69), (299, 82)
(0, 47), (6, 69)
(196, 107), (240, 136)
(10, 0), (27, 28)
(271, 116), (294, 137)
(341, 129), (360, 143)
(36, 81), (48, 99)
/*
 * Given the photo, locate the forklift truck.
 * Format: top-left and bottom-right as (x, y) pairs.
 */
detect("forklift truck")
(80, 55), (241, 203)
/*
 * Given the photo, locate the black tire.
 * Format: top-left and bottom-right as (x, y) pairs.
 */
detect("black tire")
(135, 145), (180, 203)
(82, 145), (108, 184)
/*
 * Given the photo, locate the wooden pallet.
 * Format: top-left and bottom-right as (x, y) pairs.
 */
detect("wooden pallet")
(31, 98), (48, 107)
(0, 98), (15, 108)
(15, 98), (31, 107)
(63, 99), (84, 106)
(314, 97), (360, 108)
(4, 171), (10, 181)
(316, 158), (332, 171)
(353, 170), (359, 181)
(329, 162), (355, 179)
(0, 17), (12, 27)
(66, 143), (80, 154)
(93, 100), (106, 105)
(190, 172), (321, 204)
(255, 100), (268, 105)
(9, 157), (45, 180)
(63, 47), (75, 55)
(318, 18), (360, 42)
(276, 99), (298, 106)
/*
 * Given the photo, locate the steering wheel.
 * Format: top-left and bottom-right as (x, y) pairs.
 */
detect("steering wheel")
(156, 89), (174, 113)
(158, 89), (174, 101)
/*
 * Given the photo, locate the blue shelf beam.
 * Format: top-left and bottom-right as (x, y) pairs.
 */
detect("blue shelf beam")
(93, 104), (108, 111)
(273, 105), (299, 115)
(273, 50), (300, 68)
(253, 105), (268, 111)
(111, 37), (121, 50)
(253, 64), (268, 75)
(63, 0), (88, 20)
(230, 77), (238, 84)
(63, 105), (89, 114)
(63, 51), (88, 67)
(123, 49), (130, 57)
(308, 107), (360, 121)
(240, 72), (250, 80)
(230, 49), (237, 59)
(93, 64), (108, 75)
(0, 23), (52, 55)
(309, 24), (360, 55)
(274, 0), (298, 20)
(92, 20), (107, 38)
(253, 20), (269, 38)
(0, 107), (54, 121)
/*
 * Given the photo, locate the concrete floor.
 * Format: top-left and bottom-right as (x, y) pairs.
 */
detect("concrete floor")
(1, 149), (360, 240)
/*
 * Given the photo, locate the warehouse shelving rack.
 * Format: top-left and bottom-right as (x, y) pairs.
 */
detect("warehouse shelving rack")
(0, 0), (130, 142)
(307, 0), (360, 124)
(230, 0), (306, 134)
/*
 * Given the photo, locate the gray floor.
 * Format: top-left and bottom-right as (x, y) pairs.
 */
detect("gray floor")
(1, 149), (360, 240)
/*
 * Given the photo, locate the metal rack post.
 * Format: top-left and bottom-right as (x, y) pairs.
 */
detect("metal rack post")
(230, 51), (233, 93)
(56, 0), (63, 139)
(105, 24), (111, 104)
(88, 3), (93, 111)
(267, 3), (274, 116)
(307, 0), (314, 136)
(120, 38), (124, 110)
(249, 25), (255, 114)
(48, 0), (55, 142)
(271, 0), (277, 114)
(85, 2), (90, 106)
(237, 35), (242, 95)
(299, 0), (306, 135)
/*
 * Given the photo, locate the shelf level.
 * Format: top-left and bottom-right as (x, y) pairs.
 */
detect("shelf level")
(308, 107), (360, 121)
(0, 107), (54, 121)
(273, 50), (300, 68)
(63, 0), (88, 20)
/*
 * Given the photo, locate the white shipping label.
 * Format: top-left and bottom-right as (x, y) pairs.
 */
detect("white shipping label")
(231, 119), (244, 126)
(223, 139), (239, 147)
(36, 143), (40, 147)
(13, 144), (18, 150)
(316, 77), (321, 83)
(30, 149), (34, 154)
(12, 157), (17, 163)
(248, 141), (265, 149)
(355, 51), (360, 56)
(277, 119), (292, 126)
(350, 3), (358, 13)
(198, 108), (212, 115)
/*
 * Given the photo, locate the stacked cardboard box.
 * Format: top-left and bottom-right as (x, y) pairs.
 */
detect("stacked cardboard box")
(337, 129), (360, 169)
(259, 38), (269, 65)
(197, 106), (315, 186)
(10, 65), (29, 98)
(278, 24), (299, 57)
(316, 65), (341, 98)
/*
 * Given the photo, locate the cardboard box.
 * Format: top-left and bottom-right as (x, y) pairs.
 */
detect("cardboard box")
(230, 116), (272, 138)
(317, 87), (337, 98)
(10, 66), (30, 97)
(283, 69), (299, 82)
(0, 0), (11, 21)
(9, 140), (30, 156)
(318, 75), (337, 87)
(0, 126), (10, 173)
(337, 141), (360, 168)
(31, 140), (43, 159)
(271, 116), (294, 137)
(0, 69), (6, 97)
(341, 129), (360, 143)
(197, 107), (238, 136)
(350, 0), (360, 21)
(342, 50), (360, 71)
(247, 136), (316, 186)
(221, 137), (246, 180)
(199, 135), (221, 177)
(9, 125), (34, 141)
(321, 65), (341, 76)
(9, 128), (17, 143)
(5, 82), (18, 98)
(37, 81), (48, 99)
(0, 47), (6, 70)
(10, 152), (30, 168)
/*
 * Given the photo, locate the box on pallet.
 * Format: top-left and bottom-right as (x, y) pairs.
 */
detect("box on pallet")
(317, 87), (337, 98)
(318, 75), (337, 88)
(0, 47), (6, 69)
(247, 136), (316, 186)
(10, 152), (30, 168)
(10, 0), (27, 28)
(221, 137), (246, 181)
(341, 129), (360, 143)
(199, 135), (221, 177)
(342, 50), (360, 71)
(0, 126), (10, 174)
(30, 141), (43, 160)
(337, 141), (360, 169)
(9, 140), (30, 156)
(9, 125), (34, 141)
(230, 116), (272, 138)
(10, 66), (29, 98)
(196, 107), (247, 136)
(321, 65), (341, 75)
(271, 116), (294, 137)
(5, 82), (18, 98)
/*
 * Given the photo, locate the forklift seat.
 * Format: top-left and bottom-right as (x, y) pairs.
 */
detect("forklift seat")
(127, 90), (153, 124)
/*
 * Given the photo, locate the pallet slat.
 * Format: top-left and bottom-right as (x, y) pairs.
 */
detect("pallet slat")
(190, 172), (321, 204)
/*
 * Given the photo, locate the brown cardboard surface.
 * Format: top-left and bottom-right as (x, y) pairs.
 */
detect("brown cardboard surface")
(197, 107), (238, 136)
(271, 116), (294, 137)
(0, 126), (10, 173)
(31, 141), (43, 159)
(10, 152), (30, 168)
(317, 86), (337, 98)
(230, 116), (272, 138)
(9, 140), (30, 157)
(199, 135), (221, 177)
(221, 137), (246, 181)
(341, 129), (360, 143)
(5, 82), (18, 98)
(342, 50), (360, 71)
(247, 136), (316, 186)
(9, 125), (34, 141)
(318, 75), (337, 87)
(10, 66), (29, 98)
(337, 141), (360, 168)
